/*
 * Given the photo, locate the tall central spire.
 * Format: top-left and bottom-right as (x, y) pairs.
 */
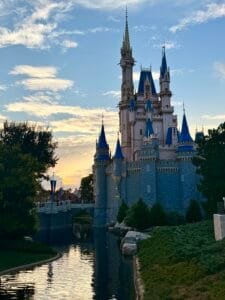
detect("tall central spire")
(123, 7), (131, 50)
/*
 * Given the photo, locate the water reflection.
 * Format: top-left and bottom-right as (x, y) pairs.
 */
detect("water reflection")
(0, 230), (135, 300)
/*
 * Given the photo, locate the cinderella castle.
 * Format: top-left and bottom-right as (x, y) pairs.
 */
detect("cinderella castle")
(93, 14), (203, 226)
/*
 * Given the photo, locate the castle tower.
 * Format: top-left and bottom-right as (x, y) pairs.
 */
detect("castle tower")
(177, 112), (197, 211)
(94, 123), (110, 226)
(159, 47), (176, 144)
(119, 10), (135, 161)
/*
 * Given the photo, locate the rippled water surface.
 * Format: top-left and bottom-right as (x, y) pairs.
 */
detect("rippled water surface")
(0, 230), (135, 300)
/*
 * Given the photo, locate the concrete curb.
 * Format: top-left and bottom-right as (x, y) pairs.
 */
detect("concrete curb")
(0, 252), (62, 277)
(133, 256), (145, 300)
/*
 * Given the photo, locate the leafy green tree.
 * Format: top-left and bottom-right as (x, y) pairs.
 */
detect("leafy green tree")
(186, 200), (202, 223)
(0, 121), (57, 178)
(0, 145), (39, 238)
(0, 122), (57, 238)
(193, 122), (225, 216)
(149, 202), (167, 226)
(79, 174), (93, 203)
(117, 201), (129, 223)
(125, 199), (151, 230)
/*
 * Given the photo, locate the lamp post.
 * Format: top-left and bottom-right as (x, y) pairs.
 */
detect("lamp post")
(50, 175), (57, 203)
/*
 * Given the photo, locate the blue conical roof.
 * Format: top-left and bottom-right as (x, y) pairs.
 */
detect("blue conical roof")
(145, 119), (154, 137)
(138, 69), (157, 96)
(98, 124), (109, 149)
(160, 47), (168, 78)
(180, 114), (193, 143)
(113, 138), (124, 159)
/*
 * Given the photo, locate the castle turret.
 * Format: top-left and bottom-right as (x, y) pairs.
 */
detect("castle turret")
(94, 123), (110, 226)
(119, 11), (135, 161)
(177, 112), (197, 212)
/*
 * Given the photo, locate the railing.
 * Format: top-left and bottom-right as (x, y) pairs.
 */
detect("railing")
(36, 200), (94, 214)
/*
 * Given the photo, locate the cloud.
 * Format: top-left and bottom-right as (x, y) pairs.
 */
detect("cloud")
(133, 25), (157, 32)
(103, 90), (120, 98)
(0, 114), (6, 123)
(214, 62), (225, 80)
(201, 114), (225, 121)
(171, 101), (183, 107)
(62, 39), (78, 49)
(74, 0), (149, 10)
(10, 65), (58, 78)
(153, 41), (180, 50)
(0, 85), (7, 91)
(10, 64), (74, 92)
(170, 3), (225, 33)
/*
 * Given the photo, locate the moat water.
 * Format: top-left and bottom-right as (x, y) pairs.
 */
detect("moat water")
(0, 229), (135, 300)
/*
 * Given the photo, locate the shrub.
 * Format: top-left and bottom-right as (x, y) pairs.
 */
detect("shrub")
(125, 199), (151, 230)
(149, 202), (167, 226)
(117, 201), (129, 223)
(186, 199), (202, 223)
(166, 211), (185, 226)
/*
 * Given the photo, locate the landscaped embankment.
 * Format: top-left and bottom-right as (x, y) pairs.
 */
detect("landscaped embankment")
(0, 240), (57, 274)
(138, 221), (225, 299)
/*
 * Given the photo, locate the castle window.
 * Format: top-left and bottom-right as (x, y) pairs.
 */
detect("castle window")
(146, 164), (150, 172)
(147, 185), (151, 193)
(181, 175), (185, 182)
(140, 129), (143, 135)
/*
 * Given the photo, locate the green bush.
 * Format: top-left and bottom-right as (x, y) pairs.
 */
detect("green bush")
(117, 201), (129, 223)
(149, 202), (167, 226)
(125, 199), (151, 230)
(166, 211), (185, 226)
(186, 199), (202, 223)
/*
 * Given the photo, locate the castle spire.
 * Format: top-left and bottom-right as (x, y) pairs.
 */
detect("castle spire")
(160, 46), (168, 78)
(122, 7), (131, 50)
(180, 112), (193, 143)
(113, 137), (124, 159)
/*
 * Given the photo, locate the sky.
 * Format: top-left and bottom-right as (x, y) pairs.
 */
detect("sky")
(0, 0), (225, 188)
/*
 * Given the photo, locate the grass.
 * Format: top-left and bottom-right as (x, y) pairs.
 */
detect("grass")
(138, 221), (225, 300)
(0, 239), (57, 273)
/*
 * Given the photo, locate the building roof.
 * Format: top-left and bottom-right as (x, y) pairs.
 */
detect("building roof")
(113, 138), (124, 159)
(97, 124), (109, 149)
(138, 69), (157, 96)
(145, 118), (154, 137)
(160, 47), (168, 78)
(179, 113), (193, 143)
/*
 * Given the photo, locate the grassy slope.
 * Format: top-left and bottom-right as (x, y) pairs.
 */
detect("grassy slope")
(0, 240), (56, 272)
(138, 221), (225, 300)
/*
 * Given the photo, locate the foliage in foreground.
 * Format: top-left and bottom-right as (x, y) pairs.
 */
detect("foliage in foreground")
(79, 174), (94, 203)
(0, 122), (57, 238)
(125, 199), (151, 230)
(117, 201), (129, 223)
(193, 122), (225, 216)
(138, 221), (225, 299)
(186, 199), (202, 223)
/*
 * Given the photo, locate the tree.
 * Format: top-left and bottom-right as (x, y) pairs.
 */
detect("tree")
(186, 200), (202, 223)
(0, 121), (57, 178)
(0, 145), (39, 238)
(125, 199), (151, 230)
(193, 122), (225, 216)
(149, 203), (167, 226)
(79, 174), (93, 203)
(117, 201), (129, 223)
(0, 122), (57, 238)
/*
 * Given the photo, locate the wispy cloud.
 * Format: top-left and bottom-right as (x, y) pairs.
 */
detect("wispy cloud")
(0, 84), (7, 92)
(202, 114), (225, 121)
(10, 65), (58, 78)
(74, 0), (149, 10)
(170, 3), (225, 33)
(103, 90), (120, 98)
(214, 62), (225, 80)
(62, 39), (78, 49)
(153, 41), (180, 50)
(10, 65), (74, 92)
